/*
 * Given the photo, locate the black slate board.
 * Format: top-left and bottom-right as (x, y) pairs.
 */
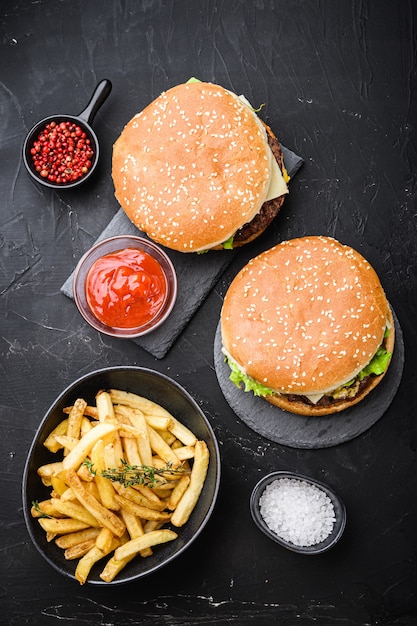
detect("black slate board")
(61, 145), (303, 358)
(214, 309), (404, 449)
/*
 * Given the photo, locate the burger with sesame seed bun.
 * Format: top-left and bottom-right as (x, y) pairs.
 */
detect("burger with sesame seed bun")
(220, 236), (395, 416)
(112, 79), (289, 253)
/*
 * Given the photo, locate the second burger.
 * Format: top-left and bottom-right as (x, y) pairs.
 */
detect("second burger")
(220, 236), (395, 416)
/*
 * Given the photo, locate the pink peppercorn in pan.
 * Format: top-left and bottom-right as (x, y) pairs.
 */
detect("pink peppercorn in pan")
(29, 120), (94, 185)
(22, 79), (112, 190)
(23, 114), (99, 189)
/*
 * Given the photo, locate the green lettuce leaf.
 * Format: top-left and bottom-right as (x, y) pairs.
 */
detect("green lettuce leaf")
(227, 358), (274, 397)
(222, 235), (234, 250)
(226, 342), (392, 399)
(357, 346), (392, 380)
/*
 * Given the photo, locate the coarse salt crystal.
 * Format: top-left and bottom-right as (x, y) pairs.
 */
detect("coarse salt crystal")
(258, 477), (336, 547)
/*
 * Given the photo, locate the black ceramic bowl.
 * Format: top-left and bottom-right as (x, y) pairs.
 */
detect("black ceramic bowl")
(22, 366), (221, 585)
(22, 79), (111, 189)
(73, 236), (178, 338)
(250, 471), (346, 554)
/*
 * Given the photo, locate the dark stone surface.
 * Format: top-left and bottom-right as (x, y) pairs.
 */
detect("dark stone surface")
(1, 1), (416, 624)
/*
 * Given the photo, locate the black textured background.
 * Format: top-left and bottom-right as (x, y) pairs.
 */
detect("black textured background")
(1, 1), (416, 624)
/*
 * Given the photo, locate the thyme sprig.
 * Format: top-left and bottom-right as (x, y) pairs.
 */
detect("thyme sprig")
(83, 458), (188, 488)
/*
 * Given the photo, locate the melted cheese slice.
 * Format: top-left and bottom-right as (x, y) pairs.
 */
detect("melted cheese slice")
(265, 152), (288, 200)
(303, 393), (324, 405)
(238, 94), (288, 202)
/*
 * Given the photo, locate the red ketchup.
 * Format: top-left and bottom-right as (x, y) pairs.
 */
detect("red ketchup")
(86, 248), (167, 329)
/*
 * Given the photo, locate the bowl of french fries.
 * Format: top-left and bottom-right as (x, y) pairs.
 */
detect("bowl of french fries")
(22, 366), (220, 585)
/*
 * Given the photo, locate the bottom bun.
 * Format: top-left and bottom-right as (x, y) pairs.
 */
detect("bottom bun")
(265, 372), (389, 416)
(265, 308), (396, 417)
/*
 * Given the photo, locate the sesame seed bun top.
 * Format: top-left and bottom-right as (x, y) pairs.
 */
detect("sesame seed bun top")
(112, 81), (273, 252)
(221, 236), (390, 395)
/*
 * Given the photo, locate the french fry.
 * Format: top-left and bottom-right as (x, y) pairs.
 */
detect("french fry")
(109, 389), (164, 414)
(50, 497), (101, 527)
(121, 435), (142, 467)
(129, 411), (153, 467)
(142, 519), (165, 533)
(63, 405), (99, 419)
(152, 482), (179, 498)
(166, 475), (191, 511)
(171, 440), (209, 527)
(170, 445), (195, 461)
(77, 462), (94, 482)
(113, 529), (178, 562)
(37, 462), (64, 486)
(115, 405), (154, 467)
(38, 461), (63, 478)
(118, 423), (144, 439)
(55, 527), (101, 549)
(113, 405), (131, 425)
(132, 484), (166, 509)
(31, 499), (65, 518)
(147, 426), (181, 467)
(144, 415), (174, 431)
(80, 416), (94, 436)
(54, 435), (79, 451)
(99, 527), (138, 582)
(38, 517), (90, 535)
(75, 536), (120, 585)
(62, 422), (118, 472)
(103, 441), (123, 474)
(84, 479), (101, 500)
(116, 485), (165, 511)
(99, 554), (136, 583)
(90, 439), (119, 510)
(64, 539), (97, 560)
(60, 486), (77, 502)
(96, 390), (115, 422)
(120, 509), (145, 539)
(110, 391), (184, 439)
(51, 473), (69, 497)
(43, 419), (68, 453)
(119, 509), (152, 557)
(66, 470), (126, 537)
(156, 429), (176, 446)
(168, 418), (197, 447)
(111, 431), (124, 470)
(66, 398), (86, 445)
(95, 527), (115, 553)
(114, 494), (172, 522)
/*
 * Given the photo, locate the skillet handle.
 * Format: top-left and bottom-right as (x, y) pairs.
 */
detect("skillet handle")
(77, 79), (112, 126)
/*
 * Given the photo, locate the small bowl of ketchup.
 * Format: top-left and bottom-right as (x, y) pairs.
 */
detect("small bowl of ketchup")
(73, 235), (177, 338)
